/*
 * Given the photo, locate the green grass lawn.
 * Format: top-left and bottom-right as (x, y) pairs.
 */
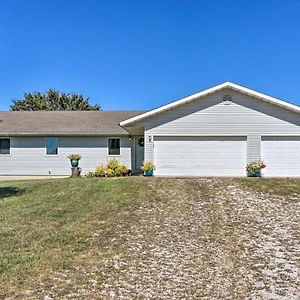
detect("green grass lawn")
(0, 177), (147, 298)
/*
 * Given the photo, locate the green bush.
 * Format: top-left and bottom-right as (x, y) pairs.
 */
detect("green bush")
(114, 165), (128, 176)
(95, 165), (109, 176)
(106, 159), (120, 171)
(86, 159), (129, 177)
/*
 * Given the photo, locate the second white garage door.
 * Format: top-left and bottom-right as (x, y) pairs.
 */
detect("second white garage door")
(154, 136), (247, 176)
(262, 136), (300, 177)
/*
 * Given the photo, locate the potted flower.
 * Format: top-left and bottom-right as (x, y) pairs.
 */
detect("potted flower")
(141, 161), (156, 176)
(246, 160), (266, 177)
(68, 154), (82, 168)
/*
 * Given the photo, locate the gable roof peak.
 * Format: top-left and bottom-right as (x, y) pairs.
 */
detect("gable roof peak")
(120, 82), (300, 127)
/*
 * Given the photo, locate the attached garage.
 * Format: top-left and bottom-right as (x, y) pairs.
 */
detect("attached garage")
(120, 82), (300, 178)
(262, 136), (300, 177)
(154, 136), (247, 176)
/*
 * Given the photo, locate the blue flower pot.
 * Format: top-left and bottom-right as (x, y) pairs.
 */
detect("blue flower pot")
(71, 160), (79, 168)
(145, 170), (153, 176)
(247, 171), (261, 177)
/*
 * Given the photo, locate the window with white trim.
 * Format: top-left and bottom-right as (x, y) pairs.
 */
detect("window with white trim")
(46, 138), (59, 155)
(0, 139), (10, 155)
(108, 138), (120, 155)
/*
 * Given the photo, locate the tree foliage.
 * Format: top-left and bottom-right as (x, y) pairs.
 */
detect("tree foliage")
(10, 89), (101, 111)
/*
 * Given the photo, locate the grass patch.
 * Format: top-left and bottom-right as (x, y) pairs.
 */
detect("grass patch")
(233, 178), (300, 197)
(0, 177), (147, 297)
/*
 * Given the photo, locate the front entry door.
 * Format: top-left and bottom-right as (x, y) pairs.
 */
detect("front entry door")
(135, 136), (144, 170)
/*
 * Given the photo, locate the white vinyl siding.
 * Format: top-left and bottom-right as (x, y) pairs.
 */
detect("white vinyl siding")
(0, 136), (132, 175)
(143, 89), (300, 165)
(144, 90), (300, 135)
(154, 136), (246, 176)
(145, 133), (154, 163)
(261, 136), (300, 177)
(247, 135), (261, 162)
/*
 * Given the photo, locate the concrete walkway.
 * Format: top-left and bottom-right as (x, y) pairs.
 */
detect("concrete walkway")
(0, 176), (68, 182)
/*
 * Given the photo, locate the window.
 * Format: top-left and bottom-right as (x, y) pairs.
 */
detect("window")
(108, 138), (120, 155)
(46, 138), (59, 155)
(0, 139), (10, 155)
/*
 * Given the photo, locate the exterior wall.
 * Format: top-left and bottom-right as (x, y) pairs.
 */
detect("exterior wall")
(142, 89), (300, 163)
(247, 135), (261, 163)
(0, 136), (132, 175)
(145, 134), (154, 164)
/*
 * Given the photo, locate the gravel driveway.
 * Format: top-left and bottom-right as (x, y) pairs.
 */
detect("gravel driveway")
(99, 178), (300, 300)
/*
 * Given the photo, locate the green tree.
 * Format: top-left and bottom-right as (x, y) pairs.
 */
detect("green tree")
(10, 89), (101, 111)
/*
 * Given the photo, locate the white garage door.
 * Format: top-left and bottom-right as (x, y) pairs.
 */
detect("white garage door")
(154, 136), (247, 176)
(262, 137), (300, 177)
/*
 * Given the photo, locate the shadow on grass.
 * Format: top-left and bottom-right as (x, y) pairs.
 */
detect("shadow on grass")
(0, 187), (24, 199)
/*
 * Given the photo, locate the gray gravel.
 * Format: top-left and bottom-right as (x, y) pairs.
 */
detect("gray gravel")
(99, 178), (300, 300)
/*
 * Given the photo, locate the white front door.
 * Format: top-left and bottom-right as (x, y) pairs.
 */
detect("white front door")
(261, 136), (300, 177)
(154, 136), (247, 176)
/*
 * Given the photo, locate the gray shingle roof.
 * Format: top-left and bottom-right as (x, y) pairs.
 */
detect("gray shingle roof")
(0, 111), (146, 136)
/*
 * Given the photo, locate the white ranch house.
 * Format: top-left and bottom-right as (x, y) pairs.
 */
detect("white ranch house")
(0, 82), (300, 177)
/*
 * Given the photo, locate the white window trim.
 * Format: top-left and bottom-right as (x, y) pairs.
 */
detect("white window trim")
(107, 137), (121, 156)
(0, 138), (11, 156)
(45, 137), (59, 156)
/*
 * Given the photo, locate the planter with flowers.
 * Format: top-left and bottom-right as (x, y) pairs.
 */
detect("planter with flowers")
(246, 160), (266, 177)
(68, 154), (82, 167)
(141, 162), (156, 176)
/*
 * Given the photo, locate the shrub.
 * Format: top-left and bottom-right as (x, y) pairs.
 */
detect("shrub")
(68, 154), (82, 161)
(86, 171), (96, 178)
(114, 165), (128, 176)
(246, 160), (266, 173)
(106, 168), (115, 177)
(86, 159), (129, 177)
(141, 161), (156, 172)
(95, 165), (109, 176)
(106, 159), (120, 171)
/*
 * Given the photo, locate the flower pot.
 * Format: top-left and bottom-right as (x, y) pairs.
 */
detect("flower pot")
(247, 170), (261, 177)
(71, 160), (79, 167)
(145, 170), (153, 176)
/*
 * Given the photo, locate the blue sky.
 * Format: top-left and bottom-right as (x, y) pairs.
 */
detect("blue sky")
(0, 0), (300, 111)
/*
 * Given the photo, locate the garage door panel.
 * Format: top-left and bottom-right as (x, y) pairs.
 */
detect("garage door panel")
(154, 136), (246, 176)
(154, 136), (246, 142)
(157, 168), (244, 177)
(262, 137), (300, 177)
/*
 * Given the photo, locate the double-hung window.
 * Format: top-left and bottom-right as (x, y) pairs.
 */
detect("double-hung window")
(46, 138), (59, 155)
(108, 138), (120, 155)
(0, 139), (10, 155)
